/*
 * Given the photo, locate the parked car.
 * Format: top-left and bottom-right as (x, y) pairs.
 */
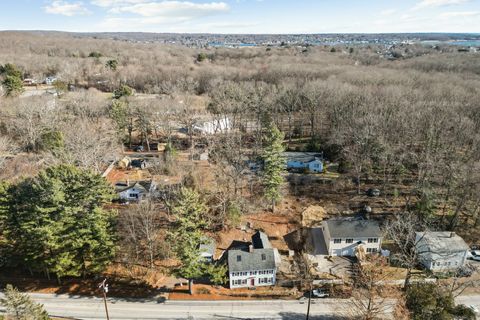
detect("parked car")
(467, 250), (480, 261)
(312, 289), (329, 298)
(469, 305), (479, 314)
(473, 255), (480, 262)
(366, 188), (380, 197)
(133, 145), (144, 152)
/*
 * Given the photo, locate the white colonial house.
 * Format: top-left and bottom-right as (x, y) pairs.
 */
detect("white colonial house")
(283, 152), (324, 173)
(415, 231), (469, 272)
(318, 219), (382, 257)
(227, 231), (278, 289)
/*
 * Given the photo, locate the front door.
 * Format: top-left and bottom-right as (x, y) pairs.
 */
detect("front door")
(250, 279), (255, 286)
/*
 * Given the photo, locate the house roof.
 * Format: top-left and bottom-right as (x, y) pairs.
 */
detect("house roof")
(324, 219), (382, 238)
(227, 248), (276, 272)
(283, 152), (323, 164)
(252, 231), (272, 249)
(115, 181), (152, 193)
(415, 232), (469, 255)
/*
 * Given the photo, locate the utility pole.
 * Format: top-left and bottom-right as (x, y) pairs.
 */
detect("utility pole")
(99, 278), (110, 320)
(305, 278), (312, 320)
(303, 252), (312, 320)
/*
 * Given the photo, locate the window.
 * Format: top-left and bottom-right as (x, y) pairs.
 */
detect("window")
(261, 253), (266, 261)
(367, 248), (378, 253)
(346, 239), (354, 244)
(333, 239), (342, 244)
(242, 279), (247, 285)
(368, 238), (378, 243)
(237, 255), (242, 262)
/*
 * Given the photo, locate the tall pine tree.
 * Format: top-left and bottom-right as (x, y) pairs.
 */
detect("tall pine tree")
(262, 124), (286, 212)
(169, 188), (227, 293)
(0, 165), (116, 282)
(169, 187), (208, 294)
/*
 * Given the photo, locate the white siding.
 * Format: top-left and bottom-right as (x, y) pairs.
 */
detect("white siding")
(419, 250), (468, 271)
(118, 187), (145, 201)
(321, 221), (381, 257)
(229, 269), (276, 288)
(327, 237), (381, 256)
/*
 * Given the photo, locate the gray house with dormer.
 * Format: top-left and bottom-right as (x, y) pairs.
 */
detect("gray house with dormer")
(227, 231), (278, 289)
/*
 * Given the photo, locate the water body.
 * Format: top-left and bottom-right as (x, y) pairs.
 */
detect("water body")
(422, 40), (480, 47)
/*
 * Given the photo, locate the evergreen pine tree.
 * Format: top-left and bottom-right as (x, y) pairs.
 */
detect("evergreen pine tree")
(2, 75), (23, 96)
(262, 124), (286, 212)
(169, 188), (209, 294)
(0, 165), (116, 282)
(0, 284), (49, 320)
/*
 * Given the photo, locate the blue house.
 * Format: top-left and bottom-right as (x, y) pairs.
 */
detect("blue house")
(283, 152), (324, 173)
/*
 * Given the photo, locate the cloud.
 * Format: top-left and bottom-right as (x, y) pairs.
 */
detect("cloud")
(44, 1), (90, 16)
(112, 1), (229, 18)
(439, 10), (480, 17)
(413, 0), (470, 10)
(90, 0), (148, 7)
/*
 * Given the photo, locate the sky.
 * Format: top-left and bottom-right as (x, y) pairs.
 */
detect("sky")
(0, 0), (479, 34)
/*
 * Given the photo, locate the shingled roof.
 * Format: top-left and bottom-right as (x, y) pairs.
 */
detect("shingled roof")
(325, 220), (381, 238)
(227, 248), (276, 272)
(416, 231), (469, 255)
(282, 152), (323, 164)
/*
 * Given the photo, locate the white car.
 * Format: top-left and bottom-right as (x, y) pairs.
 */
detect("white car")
(469, 305), (479, 314)
(312, 289), (329, 298)
(467, 250), (480, 261)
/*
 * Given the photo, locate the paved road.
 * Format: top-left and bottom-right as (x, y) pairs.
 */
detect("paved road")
(0, 293), (478, 319)
(0, 293), (340, 320)
(456, 295), (480, 309)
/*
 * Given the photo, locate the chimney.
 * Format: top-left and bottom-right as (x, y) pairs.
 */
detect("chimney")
(249, 245), (254, 253)
(450, 232), (455, 238)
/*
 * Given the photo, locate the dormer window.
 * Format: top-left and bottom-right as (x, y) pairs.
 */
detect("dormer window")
(333, 239), (342, 244)
(237, 255), (241, 262)
(261, 253), (266, 261)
